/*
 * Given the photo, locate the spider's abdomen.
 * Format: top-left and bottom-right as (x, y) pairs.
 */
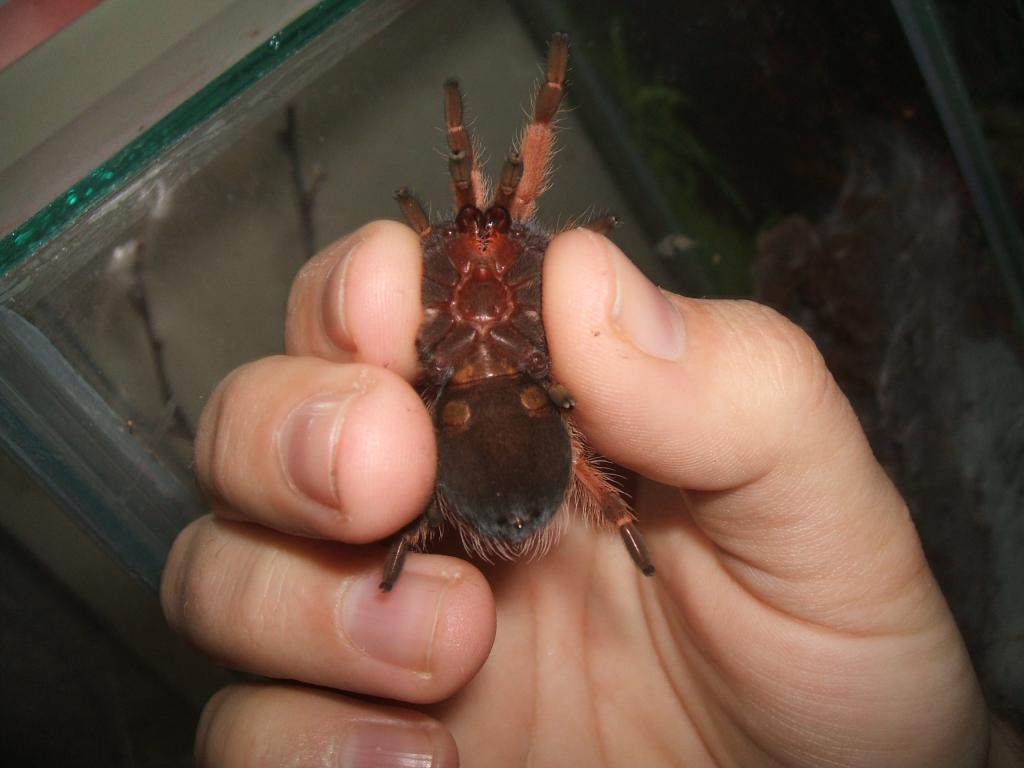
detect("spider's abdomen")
(435, 375), (571, 546)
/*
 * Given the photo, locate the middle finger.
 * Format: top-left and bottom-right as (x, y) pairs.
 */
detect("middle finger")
(194, 354), (435, 543)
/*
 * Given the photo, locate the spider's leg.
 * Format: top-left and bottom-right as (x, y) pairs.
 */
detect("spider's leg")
(379, 537), (410, 592)
(509, 32), (569, 221)
(544, 382), (575, 409)
(379, 498), (443, 591)
(444, 79), (485, 210)
(583, 214), (622, 237)
(394, 188), (431, 236)
(571, 446), (655, 576)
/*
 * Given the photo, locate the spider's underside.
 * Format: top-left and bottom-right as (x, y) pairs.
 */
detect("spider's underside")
(381, 33), (654, 591)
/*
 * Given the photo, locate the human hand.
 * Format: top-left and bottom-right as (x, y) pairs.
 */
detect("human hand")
(162, 220), (997, 766)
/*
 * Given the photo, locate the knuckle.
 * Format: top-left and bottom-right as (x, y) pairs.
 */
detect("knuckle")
(162, 517), (295, 661)
(161, 517), (217, 638)
(735, 300), (835, 416)
(195, 358), (285, 503)
(160, 525), (191, 630)
(196, 686), (274, 768)
(233, 546), (292, 645)
(193, 391), (226, 504)
(194, 686), (234, 765)
(286, 256), (329, 358)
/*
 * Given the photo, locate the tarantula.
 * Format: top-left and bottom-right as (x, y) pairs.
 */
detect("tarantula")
(381, 33), (654, 590)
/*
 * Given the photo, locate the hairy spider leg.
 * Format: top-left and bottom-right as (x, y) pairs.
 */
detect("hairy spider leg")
(380, 498), (444, 591)
(571, 451), (656, 576)
(508, 32), (569, 221)
(444, 79), (486, 210)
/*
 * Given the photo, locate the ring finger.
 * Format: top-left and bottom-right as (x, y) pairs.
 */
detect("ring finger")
(162, 515), (495, 703)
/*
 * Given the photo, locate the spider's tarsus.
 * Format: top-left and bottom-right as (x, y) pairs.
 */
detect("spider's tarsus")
(547, 33), (570, 83)
(619, 520), (655, 576)
(444, 80), (468, 151)
(380, 537), (410, 592)
(584, 214), (622, 236)
(534, 36), (568, 125)
(546, 382), (575, 409)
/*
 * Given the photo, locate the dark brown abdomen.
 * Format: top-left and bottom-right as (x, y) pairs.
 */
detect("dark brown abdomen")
(435, 375), (571, 542)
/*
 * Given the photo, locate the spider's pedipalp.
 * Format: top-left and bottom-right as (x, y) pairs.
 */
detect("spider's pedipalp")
(448, 148), (474, 210)
(444, 79), (484, 209)
(394, 188), (431, 236)
(511, 32), (569, 221)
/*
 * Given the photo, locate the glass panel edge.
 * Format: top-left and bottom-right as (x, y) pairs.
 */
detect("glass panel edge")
(0, 0), (365, 277)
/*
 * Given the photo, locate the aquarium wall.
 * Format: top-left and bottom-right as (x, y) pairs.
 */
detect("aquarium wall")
(0, 1), (1021, 754)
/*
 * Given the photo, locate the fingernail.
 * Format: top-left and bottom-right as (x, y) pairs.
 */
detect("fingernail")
(279, 394), (357, 508)
(323, 237), (364, 352)
(340, 572), (448, 673)
(607, 239), (685, 360)
(342, 722), (441, 767)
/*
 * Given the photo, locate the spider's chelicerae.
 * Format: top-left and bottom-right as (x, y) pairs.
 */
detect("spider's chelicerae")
(382, 33), (654, 590)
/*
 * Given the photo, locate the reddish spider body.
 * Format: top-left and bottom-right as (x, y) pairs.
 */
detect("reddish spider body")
(418, 207), (571, 546)
(381, 34), (654, 590)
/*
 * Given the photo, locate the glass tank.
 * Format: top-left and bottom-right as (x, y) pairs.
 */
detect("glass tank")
(0, 0), (1021, 728)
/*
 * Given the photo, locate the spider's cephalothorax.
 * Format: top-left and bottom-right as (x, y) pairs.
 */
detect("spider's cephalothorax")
(381, 33), (654, 590)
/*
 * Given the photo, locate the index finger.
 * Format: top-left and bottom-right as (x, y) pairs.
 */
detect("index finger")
(285, 219), (422, 380)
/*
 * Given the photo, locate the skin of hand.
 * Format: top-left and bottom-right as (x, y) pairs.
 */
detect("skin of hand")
(161, 220), (1005, 767)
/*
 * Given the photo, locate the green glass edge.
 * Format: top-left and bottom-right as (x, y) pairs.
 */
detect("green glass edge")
(0, 0), (364, 276)
(892, 0), (1024, 325)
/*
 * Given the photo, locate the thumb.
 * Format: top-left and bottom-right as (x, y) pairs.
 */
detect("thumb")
(543, 229), (940, 635)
